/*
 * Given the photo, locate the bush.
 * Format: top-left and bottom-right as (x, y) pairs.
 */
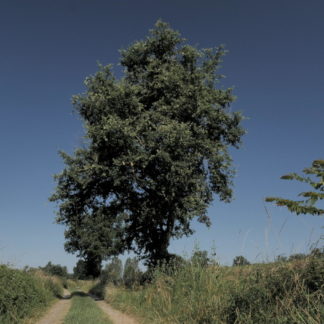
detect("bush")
(0, 265), (51, 323)
(0, 265), (63, 323)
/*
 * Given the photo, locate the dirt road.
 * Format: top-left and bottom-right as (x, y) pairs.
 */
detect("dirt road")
(35, 289), (139, 324)
(35, 289), (71, 324)
(96, 301), (140, 324)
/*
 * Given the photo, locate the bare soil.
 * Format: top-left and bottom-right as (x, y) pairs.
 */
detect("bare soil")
(35, 289), (71, 324)
(96, 301), (140, 324)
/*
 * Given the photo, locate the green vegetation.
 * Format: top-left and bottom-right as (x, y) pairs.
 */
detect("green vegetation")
(73, 259), (96, 280)
(41, 261), (69, 278)
(266, 159), (324, 215)
(89, 256), (142, 299)
(102, 257), (123, 286)
(3, 17), (320, 324)
(0, 265), (64, 323)
(107, 254), (324, 324)
(50, 20), (245, 271)
(123, 258), (141, 289)
(64, 292), (112, 324)
(233, 255), (250, 266)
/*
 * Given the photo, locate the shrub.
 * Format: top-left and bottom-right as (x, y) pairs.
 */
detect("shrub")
(0, 265), (58, 323)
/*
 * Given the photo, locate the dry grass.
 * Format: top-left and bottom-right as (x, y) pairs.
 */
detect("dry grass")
(107, 257), (324, 323)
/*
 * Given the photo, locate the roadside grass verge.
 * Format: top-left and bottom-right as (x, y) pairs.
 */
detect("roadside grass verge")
(63, 291), (112, 324)
(0, 264), (64, 323)
(107, 256), (324, 323)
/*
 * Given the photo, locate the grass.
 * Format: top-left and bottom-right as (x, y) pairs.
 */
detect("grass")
(0, 264), (64, 323)
(64, 291), (112, 324)
(107, 256), (324, 324)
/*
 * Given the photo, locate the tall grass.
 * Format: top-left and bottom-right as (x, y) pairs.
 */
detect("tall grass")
(0, 265), (64, 323)
(107, 256), (324, 323)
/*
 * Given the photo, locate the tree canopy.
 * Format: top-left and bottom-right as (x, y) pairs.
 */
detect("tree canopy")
(266, 160), (324, 216)
(50, 20), (245, 270)
(233, 255), (250, 266)
(41, 262), (68, 278)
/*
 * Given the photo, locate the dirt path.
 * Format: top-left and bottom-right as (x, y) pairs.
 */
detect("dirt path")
(35, 289), (71, 324)
(96, 301), (139, 324)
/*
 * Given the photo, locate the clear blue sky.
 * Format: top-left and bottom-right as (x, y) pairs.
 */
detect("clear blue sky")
(1, 0), (323, 271)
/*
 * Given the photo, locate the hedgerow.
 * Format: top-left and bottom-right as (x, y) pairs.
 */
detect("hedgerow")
(0, 265), (63, 323)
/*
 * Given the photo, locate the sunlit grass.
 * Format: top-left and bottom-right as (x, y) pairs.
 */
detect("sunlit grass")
(107, 257), (324, 324)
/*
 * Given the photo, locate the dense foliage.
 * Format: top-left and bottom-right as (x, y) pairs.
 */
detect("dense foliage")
(191, 250), (211, 267)
(102, 257), (123, 285)
(233, 255), (250, 266)
(0, 265), (63, 323)
(73, 257), (102, 279)
(266, 159), (324, 215)
(50, 20), (245, 270)
(41, 261), (68, 278)
(123, 258), (141, 288)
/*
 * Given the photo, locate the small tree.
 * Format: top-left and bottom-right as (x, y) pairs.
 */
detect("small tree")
(42, 262), (68, 277)
(266, 160), (324, 215)
(191, 250), (210, 267)
(233, 255), (250, 266)
(123, 257), (141, 288)
(102, 257), (123, 285)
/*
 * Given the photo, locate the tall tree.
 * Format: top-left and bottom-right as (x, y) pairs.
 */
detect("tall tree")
(266, 160), (324, 216)
(50, 21), (245, 267)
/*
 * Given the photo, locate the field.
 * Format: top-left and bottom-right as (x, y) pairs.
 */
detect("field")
(106, 256), (324, 324)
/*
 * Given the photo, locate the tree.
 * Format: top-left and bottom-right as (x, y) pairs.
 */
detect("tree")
(266, 160), (324, 216)
(191, 250), (210, 267)
(288, 253), (306, 261)
(42, 262), (68, 277)
(233, 255), (250, 266)
(73, 259), (88, 279)
(123, 257), (141, 288)
(50, 150), (124, 277)
(50, 20), (245, 267)
(102, 257), (123, 285)
(73, 257), (101, 279)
